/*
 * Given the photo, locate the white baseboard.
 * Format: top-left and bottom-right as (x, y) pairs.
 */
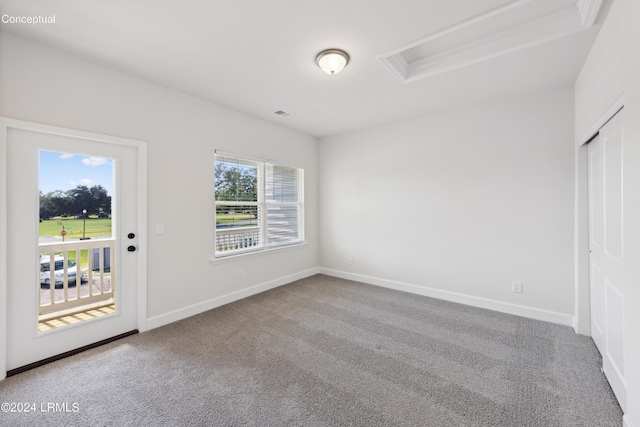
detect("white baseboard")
(571, 315), (593, 337)
(146, 267), (320, 330)
(147, 266), (575, 330)
(319, 268), (574, 327)
(624, 414), (635, 427)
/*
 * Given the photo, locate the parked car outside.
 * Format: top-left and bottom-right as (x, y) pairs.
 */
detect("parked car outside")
(40, 255), (87, 288)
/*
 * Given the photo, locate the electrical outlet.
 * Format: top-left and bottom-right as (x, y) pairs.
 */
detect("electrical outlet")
(348, 257), (354, 265)
(237, 269), (244, 280)
(512, 281), (522, 293)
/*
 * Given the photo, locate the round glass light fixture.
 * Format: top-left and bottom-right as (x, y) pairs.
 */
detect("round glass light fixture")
(315, 49), (349, 75)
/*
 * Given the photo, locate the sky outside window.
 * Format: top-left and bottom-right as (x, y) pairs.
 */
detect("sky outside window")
(39, 151), (113, 195)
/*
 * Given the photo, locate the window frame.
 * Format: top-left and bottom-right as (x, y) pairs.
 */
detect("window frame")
(213, 152), (305, 260)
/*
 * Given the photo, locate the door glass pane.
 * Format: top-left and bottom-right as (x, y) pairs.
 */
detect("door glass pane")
(38, 150), (116, 332)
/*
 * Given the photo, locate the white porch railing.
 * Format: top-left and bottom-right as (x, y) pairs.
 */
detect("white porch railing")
(216, 226), (260, 254)
(39, 239), (115, 316)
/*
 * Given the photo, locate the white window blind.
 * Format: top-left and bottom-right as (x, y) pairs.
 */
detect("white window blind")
(215, 154), (303, 257)
(265, 164), (303, 247)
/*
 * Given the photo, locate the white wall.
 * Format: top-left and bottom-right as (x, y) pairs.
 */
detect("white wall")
(319, 87), (575, 323)
(0, 33), (319, 326)
(576, 0), (640, 425)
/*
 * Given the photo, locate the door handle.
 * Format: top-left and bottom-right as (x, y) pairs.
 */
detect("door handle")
(127, 245), (136, 252)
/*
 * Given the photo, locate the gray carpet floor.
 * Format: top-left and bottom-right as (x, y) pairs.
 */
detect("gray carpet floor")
(0, 274), (623, 426)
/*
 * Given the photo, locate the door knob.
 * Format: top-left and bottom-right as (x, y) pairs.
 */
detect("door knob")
(127, 245), (136, 252)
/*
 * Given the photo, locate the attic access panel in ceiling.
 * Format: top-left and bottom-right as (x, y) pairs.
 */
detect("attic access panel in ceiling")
(378, 0), (604, 83)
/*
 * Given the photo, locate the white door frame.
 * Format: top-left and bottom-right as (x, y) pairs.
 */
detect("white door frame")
(574, 93), (625, 335)
(0, 117), (148, 380)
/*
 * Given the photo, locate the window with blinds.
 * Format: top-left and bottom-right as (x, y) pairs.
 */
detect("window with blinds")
(214, 153), (304, 257)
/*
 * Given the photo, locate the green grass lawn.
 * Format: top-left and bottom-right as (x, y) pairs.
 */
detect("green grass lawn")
(216, 213), (257, 226)
(40, 218), (112, 238)
(67, 249), (89, 273)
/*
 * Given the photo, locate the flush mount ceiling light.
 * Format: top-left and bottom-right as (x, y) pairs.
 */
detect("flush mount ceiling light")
(315, 49), (350, 75)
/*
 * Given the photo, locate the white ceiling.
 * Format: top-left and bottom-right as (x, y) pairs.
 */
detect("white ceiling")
(0, 0), (605, 138)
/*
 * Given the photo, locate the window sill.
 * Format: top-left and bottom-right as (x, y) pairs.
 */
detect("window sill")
(209, 242), (308, 265)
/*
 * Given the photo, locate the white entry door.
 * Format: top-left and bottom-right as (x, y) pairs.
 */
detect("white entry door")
(3, 120), (143, 372)
(588, 109), (626, 411)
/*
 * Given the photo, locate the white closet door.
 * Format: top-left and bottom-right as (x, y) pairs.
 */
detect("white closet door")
(588, 109), (626, 411)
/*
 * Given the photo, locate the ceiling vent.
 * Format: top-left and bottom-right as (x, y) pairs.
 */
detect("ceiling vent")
(377, 0), (603, 84)
(274, 110), (291, 117)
